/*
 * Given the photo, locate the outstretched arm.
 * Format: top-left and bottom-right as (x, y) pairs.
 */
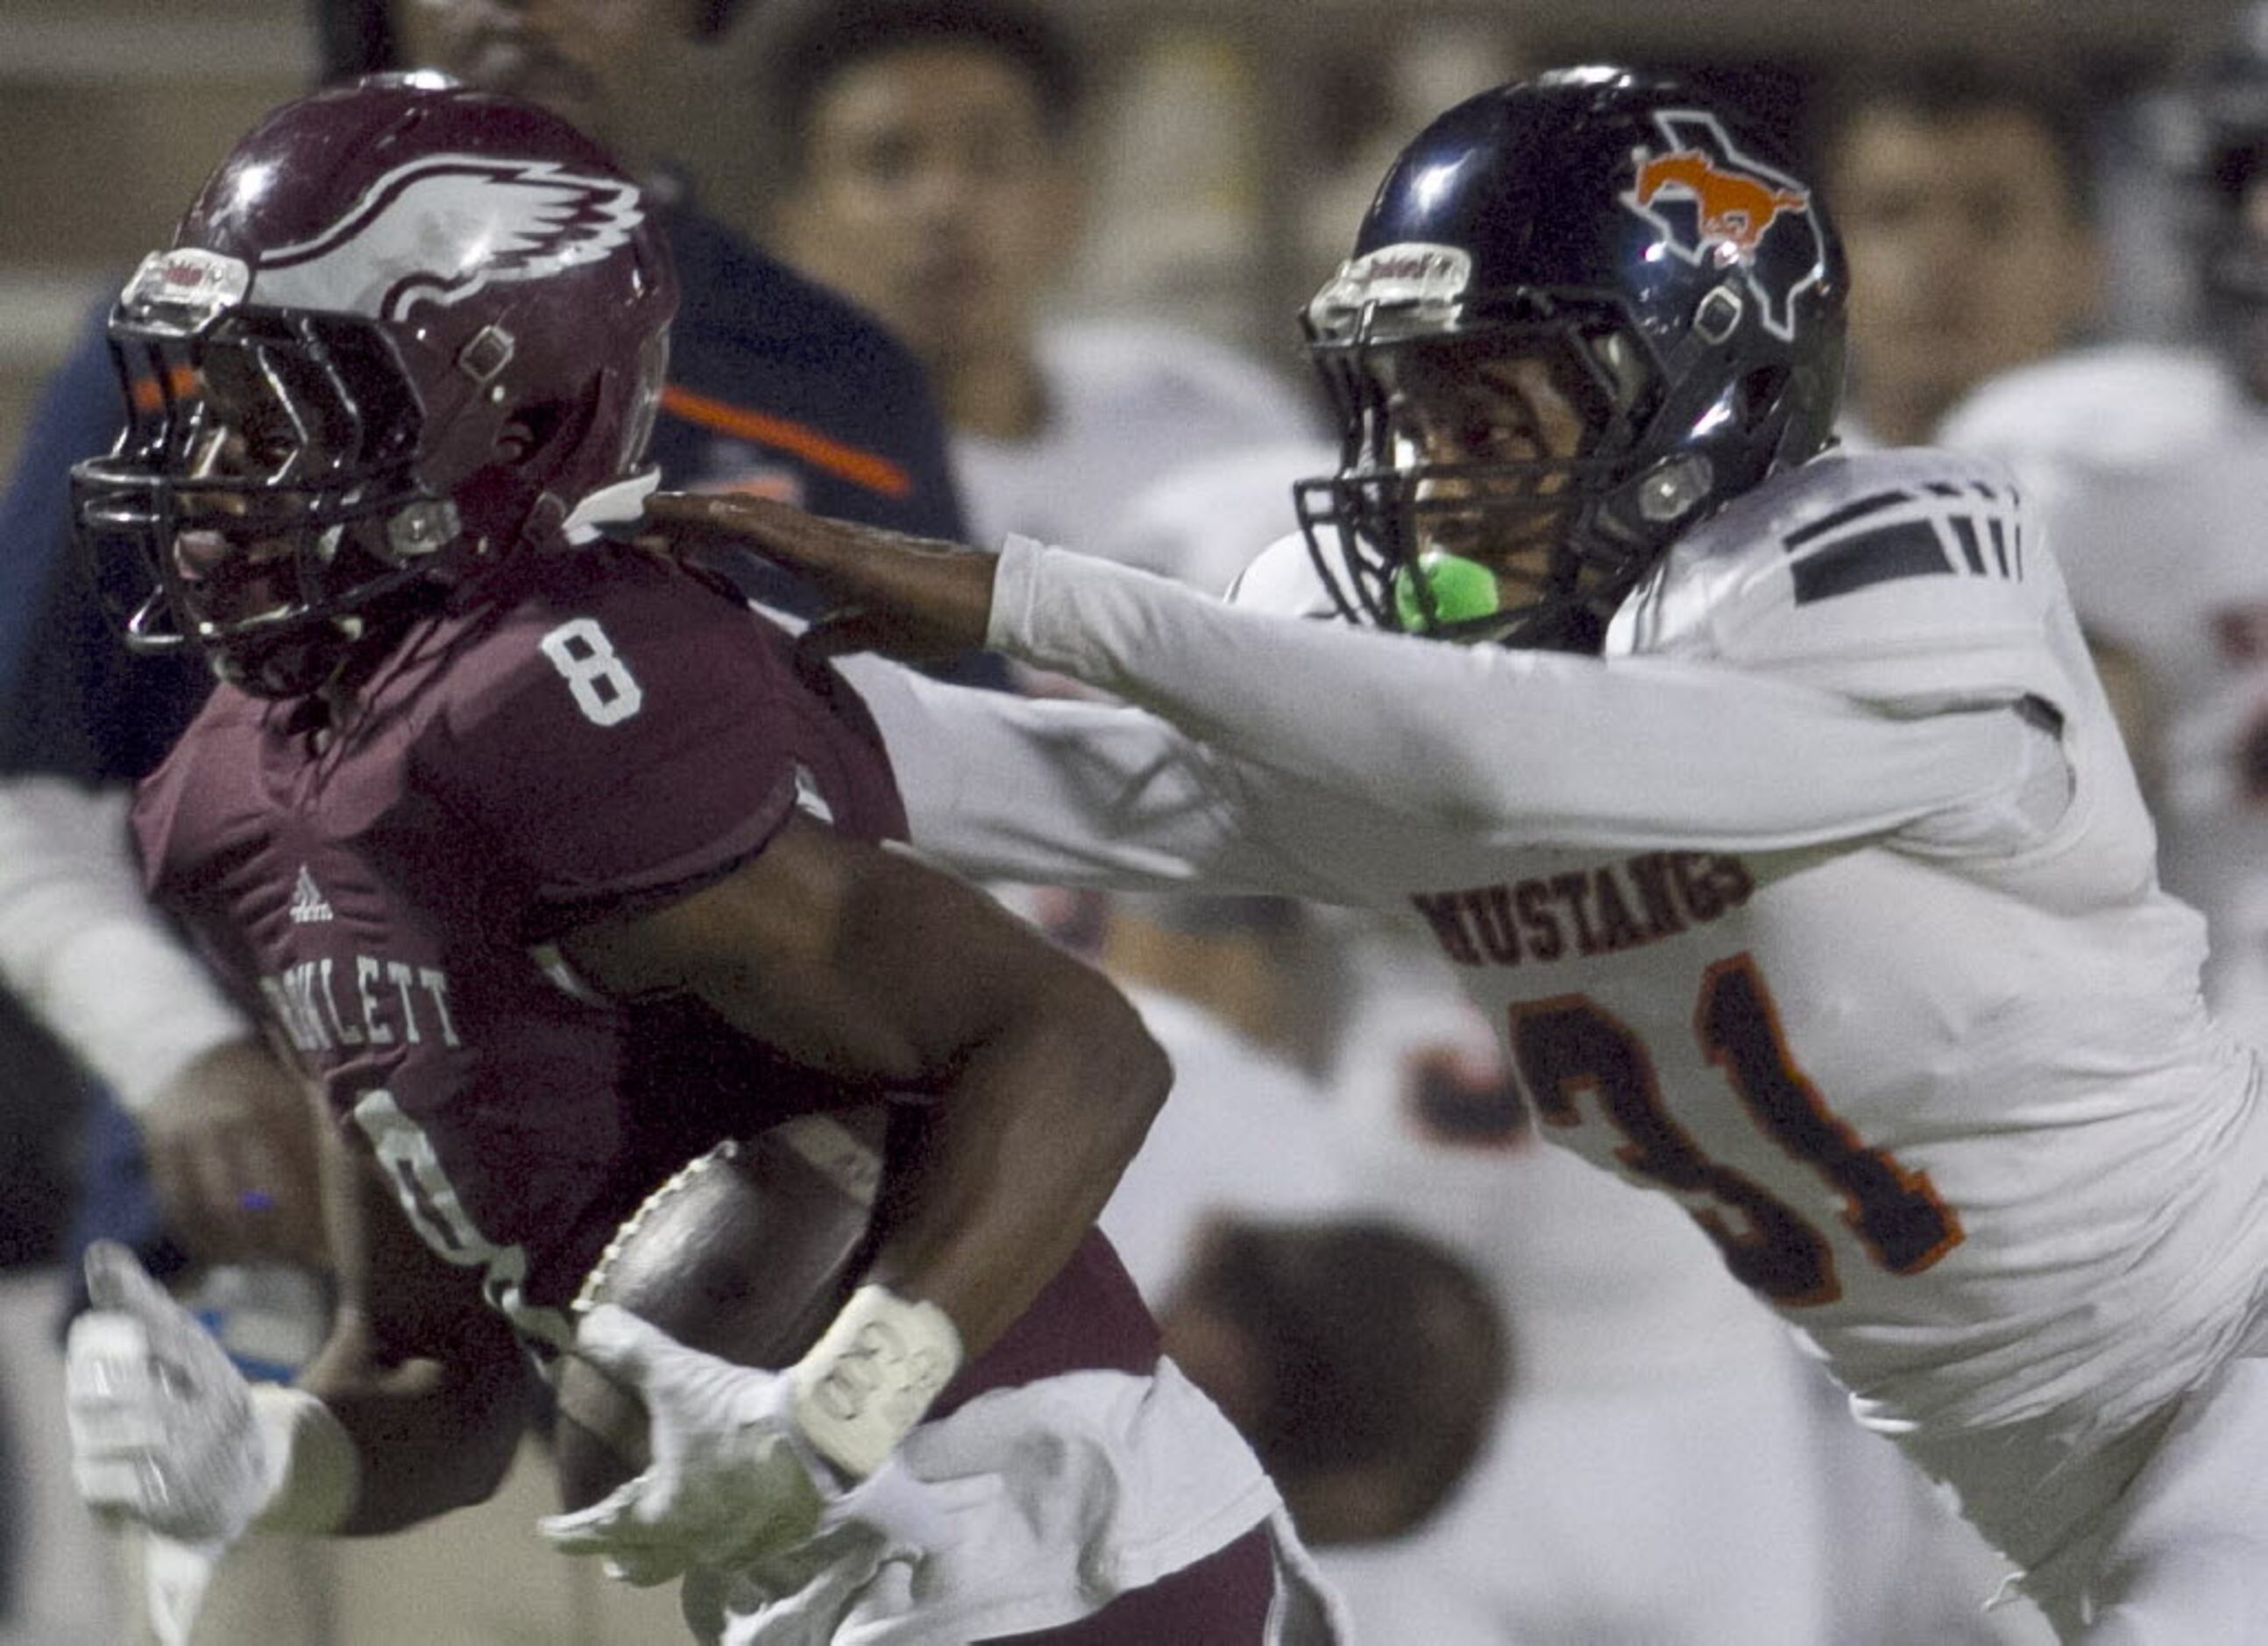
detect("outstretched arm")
(830, 650), (1348, 899)
(650, 494), (2055, 856)
(986, 536), (2054, 853)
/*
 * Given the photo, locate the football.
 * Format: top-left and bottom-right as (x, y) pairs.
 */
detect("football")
(550, 1108), (886, 1512)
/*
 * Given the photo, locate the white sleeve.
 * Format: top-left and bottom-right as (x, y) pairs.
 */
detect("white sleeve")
(0, 776), (249, 1111)
(986, 537), (2053, 855)
(835, 656), (1344, 898)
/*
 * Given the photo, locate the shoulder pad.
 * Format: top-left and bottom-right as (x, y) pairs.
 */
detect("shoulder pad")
(417, 550), (819, 892)
(1938, 344), (2235, 474)
(1612, 450), (2080, 714)
(436, 551), (736, 736)
(1223, 531), (1346, 621)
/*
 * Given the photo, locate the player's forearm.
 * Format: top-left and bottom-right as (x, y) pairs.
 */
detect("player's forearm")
(300, 1142), (537, 1534)
(862, 959), (1170, 1361)
(839, 652), (1326, 896)
(781, 960), (1167, 1482)
(0, 776), (248, 1108)
(988, 536), (2045, 853)
(297, 1311), (533, 1535)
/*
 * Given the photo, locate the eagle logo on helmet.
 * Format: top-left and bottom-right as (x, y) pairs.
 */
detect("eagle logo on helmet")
(246, 157), (648, 323)
(1619, 111), (1826, 340)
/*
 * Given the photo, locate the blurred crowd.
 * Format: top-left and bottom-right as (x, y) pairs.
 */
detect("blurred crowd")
(2, 1), (2261, 1642)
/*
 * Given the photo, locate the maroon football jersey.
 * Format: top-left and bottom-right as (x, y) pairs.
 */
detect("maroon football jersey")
(133, 545), (1155, 1390)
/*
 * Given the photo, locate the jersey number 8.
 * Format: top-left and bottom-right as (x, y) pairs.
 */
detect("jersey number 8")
(541, 617), (645, 727)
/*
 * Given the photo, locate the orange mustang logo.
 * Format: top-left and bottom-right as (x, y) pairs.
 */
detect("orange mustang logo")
(1633, 149), (1810, 253)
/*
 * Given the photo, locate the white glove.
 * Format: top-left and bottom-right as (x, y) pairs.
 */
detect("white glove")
(538, 1304), (951, 1587)
(67, 1241), (275, 1545)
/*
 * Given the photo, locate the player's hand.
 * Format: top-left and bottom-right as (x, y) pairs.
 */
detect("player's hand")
(538, 1304), (953, 1586)
(641, 493), (996, 664)
(139, 1039), (326, 1268)
(66, 1241), (275, 1545)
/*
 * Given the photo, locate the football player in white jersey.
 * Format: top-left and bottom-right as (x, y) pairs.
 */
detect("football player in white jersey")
(653, 67), (2268, 1642)
(1098, 394), (2051, 1646)
(1940, 7), (2268, 1054)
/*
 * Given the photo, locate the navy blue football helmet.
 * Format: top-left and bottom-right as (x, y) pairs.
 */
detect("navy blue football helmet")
(1296, 67), (1847, 652)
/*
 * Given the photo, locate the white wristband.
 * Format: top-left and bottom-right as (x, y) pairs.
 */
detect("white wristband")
(249, 1385), (359, 1536)
(787, 1285), (962, 1480)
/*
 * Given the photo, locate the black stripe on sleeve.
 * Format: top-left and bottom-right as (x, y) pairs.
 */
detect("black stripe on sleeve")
(1949, 514), (1986, 573)
(1783, 490), (1914, 550)
(1790, 519), (1953, 605)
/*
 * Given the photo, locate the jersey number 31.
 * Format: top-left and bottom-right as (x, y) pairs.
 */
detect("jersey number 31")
(1510, 953), (1963, 1307)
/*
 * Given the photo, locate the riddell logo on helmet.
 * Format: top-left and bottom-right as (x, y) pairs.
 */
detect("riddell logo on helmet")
(122, 248), (251, 320)
(1619, 111), (1827, 339)
(1308, 243), (1473, 330)
(1356, 249), (1465, 285)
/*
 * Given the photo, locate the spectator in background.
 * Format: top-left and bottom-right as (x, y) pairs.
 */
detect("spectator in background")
(759, 0), (1323, 556)
(0, 0), (975, 1638)
(1157, 1216), (1509, 1552)
(1820, 56), (2152, 770)
(1942, 4), (2268, 1054)
(1818, 57), (2104, 450)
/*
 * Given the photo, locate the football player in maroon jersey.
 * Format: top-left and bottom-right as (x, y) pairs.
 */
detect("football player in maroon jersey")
(63, 77), (1336, 1642)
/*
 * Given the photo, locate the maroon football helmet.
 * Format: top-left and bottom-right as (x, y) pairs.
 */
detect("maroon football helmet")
(74, 74), (678, 697)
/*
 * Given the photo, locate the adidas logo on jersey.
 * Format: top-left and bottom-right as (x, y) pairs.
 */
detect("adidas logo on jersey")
(288, 865), (335, 925)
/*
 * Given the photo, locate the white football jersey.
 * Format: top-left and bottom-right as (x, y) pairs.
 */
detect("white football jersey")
(854, 446), (2268, 1578)
(1944, 345), (2268, 1048)
(1313, 914), (1793, 1396)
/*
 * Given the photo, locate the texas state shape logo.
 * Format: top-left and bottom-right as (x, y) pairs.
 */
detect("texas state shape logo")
(1620, 110), (1828, 339)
